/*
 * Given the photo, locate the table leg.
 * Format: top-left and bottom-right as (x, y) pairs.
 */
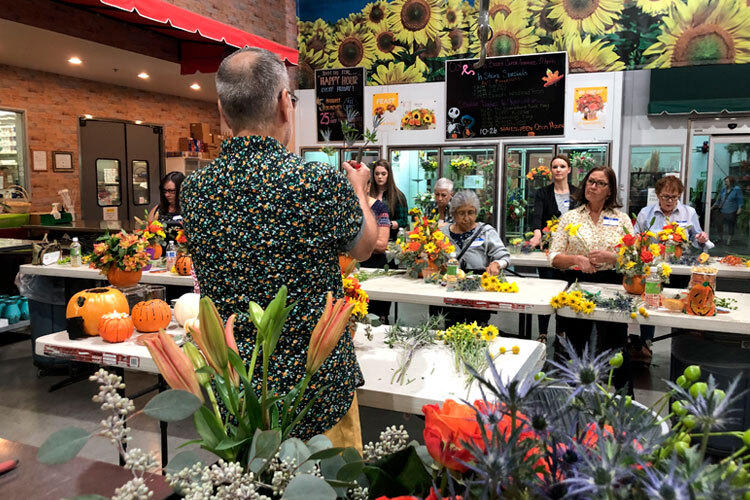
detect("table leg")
(393, 302), (399, 323)
(517, 313), (532, 340)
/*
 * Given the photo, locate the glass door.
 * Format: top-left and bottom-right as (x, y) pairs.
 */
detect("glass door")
(441, 146), (497, 224)
(556, 143), (609, 187)
(705, 136), (750, 256)
(687, 135), (710, 230)
(389, 148), (440, 213)
(503, 145), (555, 240)
(0, 110), (26, 191)
(341, 147), (381, 167)
(301, 147), (340, 168)
(627, 145), (682, 217)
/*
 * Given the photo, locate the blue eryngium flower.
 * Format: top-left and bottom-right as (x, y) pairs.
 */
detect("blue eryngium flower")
(666, 374), (744, 432)
(638, 453), (691, 500)
(547, 337), (614, 403)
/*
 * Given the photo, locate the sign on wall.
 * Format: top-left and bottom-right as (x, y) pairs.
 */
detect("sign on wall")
(573, 86), (609, 131)
(445, 53), (567, 140)
(372, 92), (399, 131)
(315, 67), (365, 142)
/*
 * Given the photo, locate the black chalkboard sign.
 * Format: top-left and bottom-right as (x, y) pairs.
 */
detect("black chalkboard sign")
(445, 53), (567, 139)
(315, 67), (365, 142)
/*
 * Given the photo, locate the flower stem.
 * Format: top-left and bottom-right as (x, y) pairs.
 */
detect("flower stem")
(206, 384), (222, 423)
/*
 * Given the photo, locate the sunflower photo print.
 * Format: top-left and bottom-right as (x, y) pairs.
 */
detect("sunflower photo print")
(296, 0), (750, 88)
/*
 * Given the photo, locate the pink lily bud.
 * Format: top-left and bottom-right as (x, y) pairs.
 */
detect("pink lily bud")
(224, 314), (240, 387)
(306, 292), (355, 375)
(144, 330), (204, 403)
(189, 297), (229, 374)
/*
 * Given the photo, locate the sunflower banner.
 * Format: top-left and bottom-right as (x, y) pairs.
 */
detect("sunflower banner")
(297, 0), (750, 89)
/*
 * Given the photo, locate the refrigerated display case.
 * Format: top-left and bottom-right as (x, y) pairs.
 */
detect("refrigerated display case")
(342, 147), (382, 167)
(301, 147), (340, 168)
(300, 147), (381, 170)
(389, 148), (440, 213)
(441, 146), (497, 223)
(0, 110), (27, 192)
(628, 145), (682, 218)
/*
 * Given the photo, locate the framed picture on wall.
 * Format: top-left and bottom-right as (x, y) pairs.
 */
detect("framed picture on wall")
(52, 151), (74, 172)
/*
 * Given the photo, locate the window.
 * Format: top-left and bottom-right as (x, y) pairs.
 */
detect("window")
(96, 159), (121, 206)
(131, 160), (150, 205)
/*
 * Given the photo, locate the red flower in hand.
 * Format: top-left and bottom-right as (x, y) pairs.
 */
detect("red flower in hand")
(622, 234), (636, 247)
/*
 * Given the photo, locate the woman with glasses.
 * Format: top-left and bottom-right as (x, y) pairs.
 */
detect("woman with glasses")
(528, 154), (579, 345)
(148, 171), (185, 224)
(548, 166), (633, 394)
(631, 176), (712, 364)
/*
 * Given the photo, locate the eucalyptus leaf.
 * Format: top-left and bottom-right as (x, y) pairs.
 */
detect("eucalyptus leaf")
(320, 455), (345, 481)
(336, 461), (364, 482)
(307, 447), (345, 461)
(342, 447), (362, 463)
(38, 427), (91, 464)
(306, 434), (333, 456)
(412, 443), (435, 469)
(282, 474), (337, 500)
(144, 390), (202, 421)
(280, 438), (310, 466)
(164, 450), (203, 476)
(249, 429), (281, 461)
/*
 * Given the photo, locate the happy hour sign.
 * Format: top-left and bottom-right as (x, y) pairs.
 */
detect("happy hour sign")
(315, 67), (365, 142)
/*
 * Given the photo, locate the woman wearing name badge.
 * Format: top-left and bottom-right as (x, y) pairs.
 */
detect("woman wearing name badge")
(548, 166), (634, 395)
(437, 190), (510, 327)
(528, 154), (579, 345)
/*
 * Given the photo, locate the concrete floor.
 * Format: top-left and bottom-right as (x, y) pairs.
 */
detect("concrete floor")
(0, 307), (672, 466)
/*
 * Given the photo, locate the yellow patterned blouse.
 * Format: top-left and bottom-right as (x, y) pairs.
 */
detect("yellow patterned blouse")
(548, 205), (633, 270)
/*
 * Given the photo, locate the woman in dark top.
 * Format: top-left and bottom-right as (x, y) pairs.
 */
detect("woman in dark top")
(360, 179), (392, 323)
(148, 171), (185, 225)
(369, 159), (409, 240)
(528, 154), (578, 345)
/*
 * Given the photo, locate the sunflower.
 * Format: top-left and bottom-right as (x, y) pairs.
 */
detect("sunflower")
(550, 295), (563, 308)
(539, 33), (625, 72)
(370, 61), (427, 85)
(417, 31), (452, 58)
(387, 0), (445, 45)
(298, 39), (329, 89)
(488, 0), (530, 20)
(548, 0), (624, 36)
(644, 0), (750, 68)
(373, 26), (406, 60)
(445, 0), (464, 28)
(636, 0), (676, 16)
(300, 19), (332, 54)
(446, 26), (470, 55)
(328, 21), (378, 69)
(582, 301), (595, 315)
(528, 0), (561, 34)
(297, 20), (313, 40)
(363, 1), (389, 32)
(469, 11), (539, 57)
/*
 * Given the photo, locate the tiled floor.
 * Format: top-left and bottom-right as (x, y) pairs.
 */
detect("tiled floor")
(0, 310), (673, 466)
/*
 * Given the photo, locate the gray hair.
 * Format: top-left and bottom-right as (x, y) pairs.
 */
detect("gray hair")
(216, 47), (289, 132)
(434, 177), (454, 192)
(449, 190), (480, 216)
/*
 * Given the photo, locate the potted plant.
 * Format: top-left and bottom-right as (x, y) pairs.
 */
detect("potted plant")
(89, 231), (151, 288)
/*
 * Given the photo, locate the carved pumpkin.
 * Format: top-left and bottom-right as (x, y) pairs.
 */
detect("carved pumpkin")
(132, 299), (172, 332)
(66, 287), (129, 337)
(175, 255), (192, 276)
(98, 312), (135, 343)
(686, 282), (715, 316)
(174, 293), (200, 326)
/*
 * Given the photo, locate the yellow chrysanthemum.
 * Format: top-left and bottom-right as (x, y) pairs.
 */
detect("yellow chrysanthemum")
(328, 21), (378, 69)
(423, 242), (437, 253)
(387, 0), (445, 45)
(661, 263), (672, 277)
(548, 0), (623, 36)
(636, 0), (677, 16)
(485, 325), (499, 338)
(565, 223), (582, 237)
(649, 243), (662, 256)
(445, 0), (465, 28)
(644, 0), (750, 68)
(372, 26), (406, 61)
(370, 61), (427, 85)
(363, 1), (389, 31)
(469, 10), (539, 57)
(539, 33), (625, 72)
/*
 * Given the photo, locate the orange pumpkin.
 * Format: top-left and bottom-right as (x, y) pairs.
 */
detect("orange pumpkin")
(149, 244), (163, 259)
(132, 299), (172, 332)
(66, 287), (129, 337)
(175, 254), (193, 276)
(106, 267), (142, 288)
(98, 312), (135, 343)
(686, 282), (715, 316)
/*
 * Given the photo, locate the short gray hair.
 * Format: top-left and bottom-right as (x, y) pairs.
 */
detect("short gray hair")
(434, 177), (454, 192)
(449, 190), (480, 216)
(216, 47), (289, 132)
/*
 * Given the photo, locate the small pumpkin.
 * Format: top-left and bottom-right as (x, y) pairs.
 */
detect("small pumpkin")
(132, 299), (172, 332)
(174, 293), (200, 326)
(66, 287), (129, 337)
(149, 244), (163, 259)
(98, 312), (135, 343)
(175, 254), (193, 276)
(686, 282), (715, 316)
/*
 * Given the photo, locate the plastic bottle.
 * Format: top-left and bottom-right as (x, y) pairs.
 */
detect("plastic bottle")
(397, 227), (406, 243)
(166, 241), (177, 272)
(644, 266), (661, 310)
(70, 237), (81, 267)
(445, 252), (459, 292)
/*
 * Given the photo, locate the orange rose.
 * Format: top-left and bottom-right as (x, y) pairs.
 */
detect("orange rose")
(422, 400), (483, 472)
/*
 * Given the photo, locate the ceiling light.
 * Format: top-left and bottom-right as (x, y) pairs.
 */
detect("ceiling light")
(83, 114), (93, 119)
(68, 57), (82, 65)
(135, 120), (143, 125)
(137, 72), (150, 79)
(190, 83), (201, 90)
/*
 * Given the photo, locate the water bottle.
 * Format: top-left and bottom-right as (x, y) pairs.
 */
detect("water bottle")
(397, 227), (406, 243)
(70, 237), (82, 267)
(166, 241), (177, 272)
(644, 266), (661, 310)
(446, 252), (459, 292)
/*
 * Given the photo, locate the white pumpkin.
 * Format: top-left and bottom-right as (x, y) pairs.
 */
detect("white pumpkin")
(174, 293), (200, 326)
(183, 317), (200, 335)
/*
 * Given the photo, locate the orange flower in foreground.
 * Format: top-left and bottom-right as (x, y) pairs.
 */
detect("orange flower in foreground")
(423, 400), (485, 472)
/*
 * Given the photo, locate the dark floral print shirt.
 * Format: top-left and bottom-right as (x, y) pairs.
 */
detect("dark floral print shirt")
(181, 136), (365, 439)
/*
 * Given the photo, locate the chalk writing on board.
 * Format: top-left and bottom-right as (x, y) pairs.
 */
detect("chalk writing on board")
(315, 67), (365, 142)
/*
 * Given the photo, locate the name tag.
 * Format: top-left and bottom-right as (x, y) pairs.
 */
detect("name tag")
(602, 217), (619, 227)
(563, 199), (570, 207)
(676, 220), (689, 227)
(470, 238), (484, 248)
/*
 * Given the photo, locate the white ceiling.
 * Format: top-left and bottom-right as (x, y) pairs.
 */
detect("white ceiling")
(0, 18), (217, 102)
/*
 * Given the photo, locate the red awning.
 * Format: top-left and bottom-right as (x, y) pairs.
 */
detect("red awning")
(60, 0), (297, 73)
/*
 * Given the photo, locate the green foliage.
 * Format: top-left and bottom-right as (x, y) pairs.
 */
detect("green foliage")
(143, 389), (202, 422)
(37, 427), (91, 465)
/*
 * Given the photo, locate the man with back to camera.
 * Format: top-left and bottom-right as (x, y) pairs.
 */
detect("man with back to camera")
(180, 47), (377, 450)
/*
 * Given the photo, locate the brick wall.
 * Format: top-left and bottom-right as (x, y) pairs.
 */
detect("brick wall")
(0, 64), (219, 215)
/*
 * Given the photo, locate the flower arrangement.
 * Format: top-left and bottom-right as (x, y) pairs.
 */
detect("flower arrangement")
(658, 220), (690, 261)
(550, 288), (596, 315)
(480, 272), (519, 293)
(506, 189), (527, 221)
(477, 158), (494, 173)
(435, 321), (501, 387)
(449, 156), (475, 176)
(615, 226), (672, 283)
(542, 215), (560, 248)
(174, 228), (188, 254)
(526, 165), (552, 185)
(413, 191), (434, 213)
(397, 208), (455, 278)
(420, 158), (438, 172)
(90, 231), (151, 273)
(342, 272), (369, 319)
(577, 92), (605, 119)
(569, 151), (597, 182)
(400, 108), (436, 130)
(134, 216), (166, 247)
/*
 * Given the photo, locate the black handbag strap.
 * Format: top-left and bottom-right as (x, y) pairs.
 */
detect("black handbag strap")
(456, 223), (485, 261)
